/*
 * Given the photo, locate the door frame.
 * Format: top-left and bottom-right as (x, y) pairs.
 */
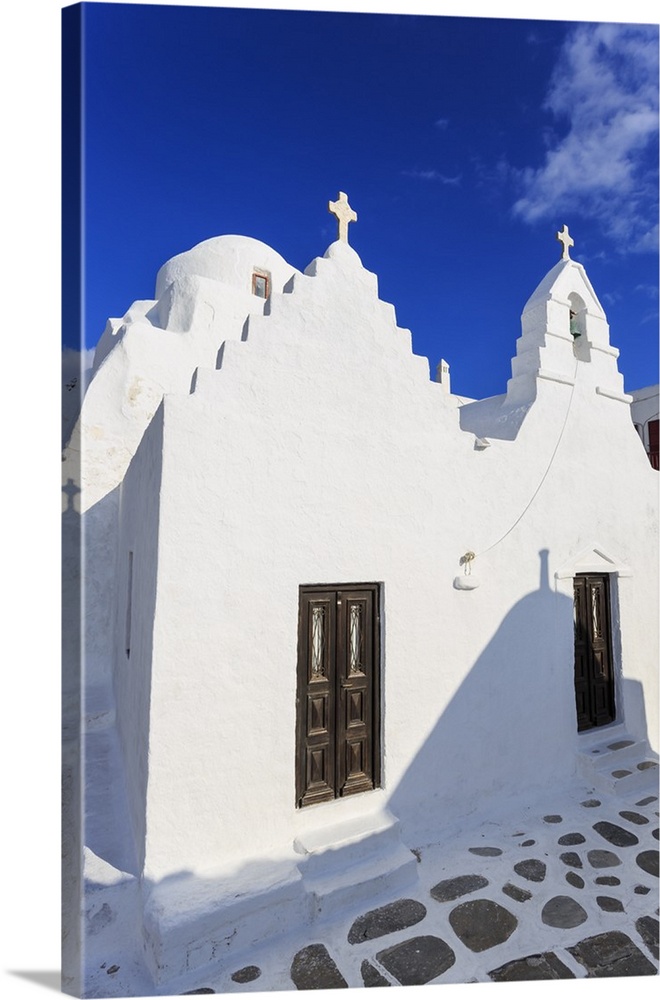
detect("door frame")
(573, 572), (616, 731)
(555, 545), (628, 737)
(295, 582), (381, 808)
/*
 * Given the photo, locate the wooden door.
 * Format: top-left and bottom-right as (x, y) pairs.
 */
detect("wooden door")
(649, 418), (659, 470)
(573, 574), (615, 731)
(296, 584), (380, 808)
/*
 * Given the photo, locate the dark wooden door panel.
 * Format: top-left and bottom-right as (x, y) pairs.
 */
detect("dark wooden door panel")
(297, 592), (336, 806)
(297, 584), (380, 807)
(337, 589), (375, 797)
(573, 574), (615, 732)
(649, 418), (659, 469)
(307, 693), (329, 735)
(346, 689), (364, 728)
(341, 738), (372, 796)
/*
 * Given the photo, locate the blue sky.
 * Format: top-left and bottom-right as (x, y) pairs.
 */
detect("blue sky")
(69, 2), (659, 399)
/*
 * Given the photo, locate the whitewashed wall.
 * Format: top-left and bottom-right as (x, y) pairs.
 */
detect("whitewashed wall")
(630, 383), (659, 455)
(69, 231), (658, 982)
(62, 237), (299, 698)
(110, 239), (659, 882)
(113, 408), (165, 872)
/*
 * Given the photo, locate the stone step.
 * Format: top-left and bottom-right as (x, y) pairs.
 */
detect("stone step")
(302, 842), (419, 919)
(142, 862), (310, 985)
(293, 808), (403, 877)
(294, 808), (419, 918)
(606, 760), (659, 798)
(580, 736), (648, 770)
(577, 733), (659, 798)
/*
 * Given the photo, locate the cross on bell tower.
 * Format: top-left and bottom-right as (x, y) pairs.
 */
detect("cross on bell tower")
(556, 224), (574, 261)
(328, 191), (357, 244)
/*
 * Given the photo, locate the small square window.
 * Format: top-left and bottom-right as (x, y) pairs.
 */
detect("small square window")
(252, 272), (270, 298)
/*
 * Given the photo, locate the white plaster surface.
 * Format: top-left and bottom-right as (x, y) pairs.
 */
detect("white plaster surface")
(64, 227), (658, 992)
(630, 383), (659, 453)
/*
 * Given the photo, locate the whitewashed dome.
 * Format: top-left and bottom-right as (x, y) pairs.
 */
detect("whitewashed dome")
(155, 234), (298, 299)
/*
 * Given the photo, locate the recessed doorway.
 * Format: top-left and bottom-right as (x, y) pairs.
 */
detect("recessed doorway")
(296, 583), (381, 807)
(573, 573), (615, 731)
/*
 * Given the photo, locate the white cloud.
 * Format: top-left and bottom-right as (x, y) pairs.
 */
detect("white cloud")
(635, 282), (659, 298)
(512, 23), (659, 253)
(403, 169), (461, 184)
(435, 118), (450, 129)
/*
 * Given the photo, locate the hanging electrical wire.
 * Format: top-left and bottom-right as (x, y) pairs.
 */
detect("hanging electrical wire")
(462, 355), (581, 568)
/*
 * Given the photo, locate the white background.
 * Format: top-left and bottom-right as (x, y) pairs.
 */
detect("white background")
(1, 2), (657, 999)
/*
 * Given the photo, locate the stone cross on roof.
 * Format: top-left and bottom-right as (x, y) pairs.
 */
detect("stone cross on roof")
(556, 224), (574, 261)
(328, 191), (357, 243)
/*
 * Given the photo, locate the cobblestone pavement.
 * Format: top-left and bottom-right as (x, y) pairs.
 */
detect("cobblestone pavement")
(87, 781), (658, 996)
(177, 786), (658, 995)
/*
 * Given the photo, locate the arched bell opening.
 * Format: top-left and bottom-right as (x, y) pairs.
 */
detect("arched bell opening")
(568, 292), (591, 362)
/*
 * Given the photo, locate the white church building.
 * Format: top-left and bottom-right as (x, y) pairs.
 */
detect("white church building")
(62, 195), (658, 988)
